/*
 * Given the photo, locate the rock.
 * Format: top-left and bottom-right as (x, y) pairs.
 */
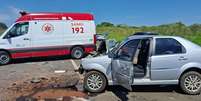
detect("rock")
(12, 83), (17, 86)
(31, 78), (41, 83)
(40, 77), (49, 81)
(31, 77), (49, 84)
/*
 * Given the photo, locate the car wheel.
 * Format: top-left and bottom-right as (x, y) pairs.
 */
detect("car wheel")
(0, 51), (10, 65)
(84, 71), (107, 93)
(71, 47), (84, 59)
(180, 71), (201, 95)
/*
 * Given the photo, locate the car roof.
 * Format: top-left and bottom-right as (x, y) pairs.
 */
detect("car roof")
(133, 32), (159, 36)
(128, 35), (181, 39)
(127, 35), (201, 50)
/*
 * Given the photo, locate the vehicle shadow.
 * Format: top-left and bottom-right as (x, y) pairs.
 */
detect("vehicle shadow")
(107, 86), (130, 101)
(10, 55), (73, 64)
(132, 85), (182, 93)
(107, 85), (183, 101)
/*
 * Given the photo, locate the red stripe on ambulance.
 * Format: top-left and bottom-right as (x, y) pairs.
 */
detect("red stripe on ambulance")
(16, 13), (94, 22)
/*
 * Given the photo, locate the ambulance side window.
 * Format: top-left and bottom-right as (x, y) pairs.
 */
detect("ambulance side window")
(5, 22), (29, 38)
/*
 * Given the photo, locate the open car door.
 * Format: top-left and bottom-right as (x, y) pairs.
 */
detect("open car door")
(111, 39), (141, 90)
(112, 60), (134, 90)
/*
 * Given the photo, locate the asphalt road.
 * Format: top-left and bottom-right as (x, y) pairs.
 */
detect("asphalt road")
(0, 56), (200, 101)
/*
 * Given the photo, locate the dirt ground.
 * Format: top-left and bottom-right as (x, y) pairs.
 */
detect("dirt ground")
(0, 56), (200, 101)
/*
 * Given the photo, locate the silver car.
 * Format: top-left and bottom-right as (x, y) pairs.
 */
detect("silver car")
(79, 35), (201, 95)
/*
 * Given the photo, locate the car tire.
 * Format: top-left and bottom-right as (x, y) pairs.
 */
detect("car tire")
(71, 47), (84, 59)
(0, 51), (10, 65)
(84, 71), (107, 93)
(180, 71), (201, 95)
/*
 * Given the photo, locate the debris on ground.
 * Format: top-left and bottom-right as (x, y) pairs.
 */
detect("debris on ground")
(16, 89), (88, 101)
(54, 70), (66, 74)
(31, 77), (46, 83)
(6, 71), (82, 101)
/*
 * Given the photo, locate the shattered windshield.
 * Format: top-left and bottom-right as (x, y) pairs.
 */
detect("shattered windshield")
(110, 38), (128, 54)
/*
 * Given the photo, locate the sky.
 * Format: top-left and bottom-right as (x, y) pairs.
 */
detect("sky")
(0, 0), (201, 26)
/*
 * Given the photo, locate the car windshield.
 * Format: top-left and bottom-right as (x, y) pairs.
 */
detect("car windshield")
(110, 38), (128, 54)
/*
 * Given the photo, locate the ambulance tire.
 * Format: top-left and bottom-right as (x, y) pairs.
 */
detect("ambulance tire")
(0, 51), (10, 65)
(71, 47), (84, 59)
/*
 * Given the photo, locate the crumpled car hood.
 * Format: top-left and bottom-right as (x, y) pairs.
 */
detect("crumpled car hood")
(81, 55), (112, 70)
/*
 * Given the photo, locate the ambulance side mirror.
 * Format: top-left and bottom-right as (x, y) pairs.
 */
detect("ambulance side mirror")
(3, 34), (10, 39)
(6, 34), (11, 39)
(3, 32), (13, 39)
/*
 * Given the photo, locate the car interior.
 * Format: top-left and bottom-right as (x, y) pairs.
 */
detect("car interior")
(133, 39), (150, 78)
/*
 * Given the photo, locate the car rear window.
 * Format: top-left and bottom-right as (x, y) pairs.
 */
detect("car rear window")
(155, 38), (186, 55)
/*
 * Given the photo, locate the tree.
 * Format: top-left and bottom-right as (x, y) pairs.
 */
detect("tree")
(97, 22), (114, 27)
(0, 22), (8, 29)
(116, 24), (129, 28)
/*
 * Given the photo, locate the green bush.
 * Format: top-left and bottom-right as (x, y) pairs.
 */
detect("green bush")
(0, 22), (7, 29)
(0, 22), (7, 36)
(0, 31), (4, 36)
(97, 22), (201, 45)
(97, 26), (140, 41)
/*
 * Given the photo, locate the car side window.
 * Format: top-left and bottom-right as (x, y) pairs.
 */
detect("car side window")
(118, 39), (140, 61)
(155, 38), (186, 55)
(5, 22), (29, 38)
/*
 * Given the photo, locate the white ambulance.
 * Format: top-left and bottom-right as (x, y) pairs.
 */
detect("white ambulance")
(0, 12), (96, 65)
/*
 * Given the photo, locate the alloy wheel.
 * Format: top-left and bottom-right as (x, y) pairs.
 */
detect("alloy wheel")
(184, 74), (201, 93)
(87, 74), (103, 91)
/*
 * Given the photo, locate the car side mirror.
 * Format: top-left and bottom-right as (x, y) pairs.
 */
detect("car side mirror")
(108, 51), (113, 58)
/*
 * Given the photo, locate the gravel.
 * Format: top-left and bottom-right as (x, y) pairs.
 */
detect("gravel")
(0, 57), (200, 101)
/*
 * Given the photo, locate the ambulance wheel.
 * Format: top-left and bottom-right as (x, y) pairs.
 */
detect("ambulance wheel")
(0, 51), (10, 65)
(84, 71), (107, 93)
(71, 47), (84, 59)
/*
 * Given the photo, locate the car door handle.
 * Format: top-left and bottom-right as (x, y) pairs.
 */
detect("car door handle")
(179, 56), (188, 61)
(23, 38), (30, 40)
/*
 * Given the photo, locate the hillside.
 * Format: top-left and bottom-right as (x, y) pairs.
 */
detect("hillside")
(97, 22), (201, 45)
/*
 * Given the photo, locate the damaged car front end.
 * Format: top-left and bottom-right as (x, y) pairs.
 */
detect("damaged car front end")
(77, 39), (126, 93)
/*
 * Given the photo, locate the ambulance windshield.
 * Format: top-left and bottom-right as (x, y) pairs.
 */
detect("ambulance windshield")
(4, 22), (29, 38)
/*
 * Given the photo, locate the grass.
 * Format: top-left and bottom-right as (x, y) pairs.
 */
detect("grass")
(97, 26), (201, 46)
(97, 26), (140, 41)
(183, 35), (201, 45)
